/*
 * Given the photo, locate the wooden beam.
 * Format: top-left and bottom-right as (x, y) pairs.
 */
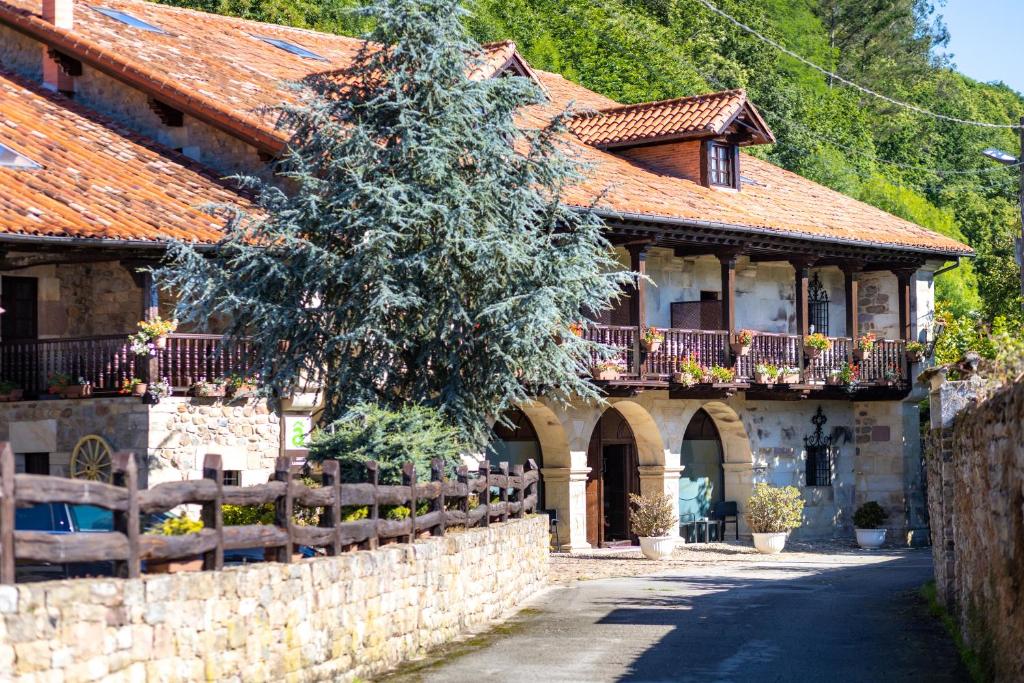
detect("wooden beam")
(719, 252), (738, 337)
(893, 268), (916, 341)
(791, 258), (814, 337)
(842, 262), (863, 346)
(628, 244), (649, 378)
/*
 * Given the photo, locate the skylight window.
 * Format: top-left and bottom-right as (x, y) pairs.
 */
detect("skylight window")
(0, 143), (41, 170)
(252, 35), (327, 62)
(90, 6), (167, 33)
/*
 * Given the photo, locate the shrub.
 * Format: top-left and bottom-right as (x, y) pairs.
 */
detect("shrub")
(905, 341), (927, 355)
(745, 483), (804, 533)
(308, 403), (463, 485)
(149, 515), (203, 536)
(222, 503), (275, 526)
(853, 501), (888, 529)
(628, 492), (677, 538)
(804, 333), (832, 351)
(709, 365), (735, 383)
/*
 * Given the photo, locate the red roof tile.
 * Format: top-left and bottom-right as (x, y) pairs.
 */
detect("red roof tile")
(0, 69), (249, 242)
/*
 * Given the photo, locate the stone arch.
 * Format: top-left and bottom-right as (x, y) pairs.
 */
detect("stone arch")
(605, 400), (666, 467)
(694, 400), (755, 535)
(515, 401), (572, 469)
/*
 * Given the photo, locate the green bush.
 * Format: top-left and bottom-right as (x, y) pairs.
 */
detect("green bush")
(308, 403), (463, 485)
(628, 493), (677, 538)
(745, 483), (804, 533)
(149, 515), (203, 536)
(853, 501), (888, 529)
(222, 504), (275, 526)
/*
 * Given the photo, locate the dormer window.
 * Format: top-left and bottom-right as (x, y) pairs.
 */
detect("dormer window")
(708, 142), (738, 189)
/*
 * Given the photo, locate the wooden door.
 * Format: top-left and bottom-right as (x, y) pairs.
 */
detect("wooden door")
(1, 276), (38, 340)
(586, 428), (602, 547)
(585, 409), (640, 547)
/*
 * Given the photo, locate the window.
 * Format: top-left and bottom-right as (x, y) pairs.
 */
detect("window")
(804, 407), (833, 487)
(251, 35), (327, 62)
(69, 505), (113, 531)
(809, 272), (830, 336)
(90, 6), (167, 33)
(21, 452), (50, 475)
(223, 470), (241, 487)
(707, 142), (736, 188)
(0, 142), (41, 170)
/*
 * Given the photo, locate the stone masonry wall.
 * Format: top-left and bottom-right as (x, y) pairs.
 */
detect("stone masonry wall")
(0, 516), (549, 682)
(926, 379), (1024, 682)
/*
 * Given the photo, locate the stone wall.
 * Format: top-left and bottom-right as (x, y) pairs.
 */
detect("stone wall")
(925, 379), (1024, 682)
(0, 516), (549, 682)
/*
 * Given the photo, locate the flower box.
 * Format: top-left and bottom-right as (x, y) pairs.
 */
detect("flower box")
(640, 339), (662, 353)
(729, 342), (750, 356)
(754, 372), (772, 385)
(61, 385), (92, 399)
(226, 382), (257, 399)
(778, 372), (801, 384)
(192, 383), (226, 398)
(132, 383), (148, 397)
(591, 368), (621, 381)
(671, 372), (697, 387)
(803, 345), (822, 359)
(906, 350), (923, 363)
(0, 389), (23, 402)
(154, 336), (168, 350)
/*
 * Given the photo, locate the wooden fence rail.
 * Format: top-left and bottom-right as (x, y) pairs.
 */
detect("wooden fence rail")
(0, 442), (539, 584)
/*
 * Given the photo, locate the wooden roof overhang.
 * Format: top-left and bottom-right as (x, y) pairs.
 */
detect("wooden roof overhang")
(596, 209), (970, 270)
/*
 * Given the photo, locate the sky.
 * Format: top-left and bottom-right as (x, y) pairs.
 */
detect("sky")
(941, 0), (1024, 94)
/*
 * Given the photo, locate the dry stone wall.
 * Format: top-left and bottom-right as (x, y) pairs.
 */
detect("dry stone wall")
(0, 516), (549, 682)
(926, 379), (1024, 682)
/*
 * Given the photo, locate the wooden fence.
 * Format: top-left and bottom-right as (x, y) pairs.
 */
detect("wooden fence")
(0, 442), (539, 584)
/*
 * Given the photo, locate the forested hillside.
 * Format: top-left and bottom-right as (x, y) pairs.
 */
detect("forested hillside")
(162, 0), (1024, 330)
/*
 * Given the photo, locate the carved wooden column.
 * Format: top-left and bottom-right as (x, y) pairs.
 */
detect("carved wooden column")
(842, 262), (863, 360)
(121, 260), (159, 385)
(718, 252), (738, 336)
(628, 244), (649, 377)
(893, 268), (915, 341)
(791, 258), (815, 337)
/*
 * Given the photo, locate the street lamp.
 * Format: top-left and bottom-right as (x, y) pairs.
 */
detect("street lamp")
(981, 115), (1024, 314)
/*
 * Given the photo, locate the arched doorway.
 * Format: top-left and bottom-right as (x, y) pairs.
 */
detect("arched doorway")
(489, 408), (544, 508)
(679, 408), (724, 523)
(586, 408), (640, 548)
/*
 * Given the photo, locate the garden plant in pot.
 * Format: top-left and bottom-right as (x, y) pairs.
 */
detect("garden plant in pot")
(629, 492), (678, 560)
(745, 483), (804, 554)
(640, 325), (664, 353)
(730, 329), (755, 356)
(853, 501), (888, 549)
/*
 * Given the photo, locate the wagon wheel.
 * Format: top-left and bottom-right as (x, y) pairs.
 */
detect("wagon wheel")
(70, 435), (113, 482)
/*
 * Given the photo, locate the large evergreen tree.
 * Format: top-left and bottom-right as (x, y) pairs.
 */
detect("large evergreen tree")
(157, 0), (630, 447)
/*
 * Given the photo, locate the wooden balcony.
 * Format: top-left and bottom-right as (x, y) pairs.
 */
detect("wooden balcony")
(0, 334), (255, 398)
(580, 324), (909, 400)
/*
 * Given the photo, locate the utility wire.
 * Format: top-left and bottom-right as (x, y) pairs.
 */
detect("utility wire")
(693, 0), (1023, 130)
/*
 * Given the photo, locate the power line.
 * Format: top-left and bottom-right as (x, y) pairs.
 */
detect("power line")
(693, 0), (1023, 130)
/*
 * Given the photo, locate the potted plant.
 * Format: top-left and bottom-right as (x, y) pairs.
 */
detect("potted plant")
(853, 501), (888, 549)
(57, 377), (92, 399)
(150, 378), (172, 399)
(225, 373), (258, 398)
(119, 377), (147, 397)
(568, 321), (585, 338)
(905, 341), (926, 363)
(146, 515), (204, 574)
(129, 316), (178, 356)
(881, 364), (900, 387)
(746, 483), (804, 554)
(830, 362), (859, 387)
(777, 366), (801, 384)
(708, 365), (735, 384)
(672, 356), (703, 386)
(591, 358), (626, 381)
(730, 329), (755, 356)
(803, 332), (831, 359)
(191, 377), (227, 397)
(753, 363), (778, 385)
(640, 326), (664, 353)
(853, 332), (876, 361)
(47, 371), (71, 396)
(629, 492), (678, 560)
(0, 380), (22, 402)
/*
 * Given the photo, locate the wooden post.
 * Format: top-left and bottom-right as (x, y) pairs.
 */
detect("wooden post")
(792, 259), (811, 338)
(498, 462), (510, 523)
(200, 453), (223, 571)
(628, 244), (649, 378)
(429, 459), (445, 537)
(321, 460), (342, 556)
(718, 251), (738, 341)
(479, 460), (491, 528)
(273, 456), (293, 563)
(403, 462), (417, 544)
(1, 442), (16, 584)
(366, 461), (379, 550)
(511, 464), (524, 519)
(456, 465), (469, 524)
(111, 451), (140, 578)
(140, 271), (160, 387)
(894, 268), (915, 342)
(842, 263), (863, 360)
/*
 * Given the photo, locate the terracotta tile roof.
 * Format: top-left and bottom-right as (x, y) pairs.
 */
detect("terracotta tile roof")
(0, 0), (971, 256)
(568, 90), (770, 148)
(0, 69), (249, 242)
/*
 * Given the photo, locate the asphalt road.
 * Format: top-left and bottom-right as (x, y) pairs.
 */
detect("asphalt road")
(386, 549), (968, 683)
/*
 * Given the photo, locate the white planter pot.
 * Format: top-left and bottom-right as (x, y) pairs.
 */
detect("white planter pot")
(751, 532), (788, 554)
(639, 536), (676, 560)
(855, 528), (887, 549)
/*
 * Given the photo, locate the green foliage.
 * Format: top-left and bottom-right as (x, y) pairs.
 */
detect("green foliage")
(149, 515), (204, 535)
(628, 492), (677, 538)
(157, 0), (631, 448)
(745, 483), (804, 533)
(308, 403), (464, 485)
(853, 501), (888, 529)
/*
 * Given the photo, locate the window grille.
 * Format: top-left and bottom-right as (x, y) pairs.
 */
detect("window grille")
(223, 470), (241, 487)
(808, 272), (829, 336)
(708, 142), (736, 188)
(804, 407), (833, 487)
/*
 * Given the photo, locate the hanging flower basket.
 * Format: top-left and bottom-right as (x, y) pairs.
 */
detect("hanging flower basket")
(641, 339), (662, 353)
(639, 326), (664, 353)
(154, 336), (168, 350)
(731, 329), (755, 356)
(591, 360), (626, 381)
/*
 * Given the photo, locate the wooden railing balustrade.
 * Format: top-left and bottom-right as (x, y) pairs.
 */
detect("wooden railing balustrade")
(805, 337), (852, 383)
(0, 442), (540, 584)
(645, 329), (729, 378)
(157, 334), (255, 388)
(857, 339), (907, 384)
(580, 324), (638, 378)
(735, 332), (803, 381)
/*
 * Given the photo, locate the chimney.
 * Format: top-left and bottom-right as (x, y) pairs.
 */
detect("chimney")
(41, 0), (75, 94)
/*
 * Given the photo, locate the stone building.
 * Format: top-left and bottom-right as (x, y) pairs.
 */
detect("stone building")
(0, 0), (970, 543)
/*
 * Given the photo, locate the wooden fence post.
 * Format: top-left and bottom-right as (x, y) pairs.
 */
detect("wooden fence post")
(111, 451), (140, 578)
(456, 465), (469, 525)
(430, 458), (445, 537)
(511, 464), (524, 520)
(403, 462), (417, 544)
(321, 460), (342, 556)
(479, 460), (490, 528)
(366, 461), (379, 550)
(498, 462), (510, 523)
(1, 442), (15, 584)
(525, 458), (539, 514)
(273, 456), (293, 563)
(200, 453), (223, 571)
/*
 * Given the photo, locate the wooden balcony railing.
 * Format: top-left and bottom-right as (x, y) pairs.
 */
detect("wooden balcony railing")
(0, 334), (256, 397)
(735, 332), (803, 380)
(580, 324), (639, 378)
(857, 339), (907, 384)
(645, 329), (729, 378)
(805, 337), (852, 383)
